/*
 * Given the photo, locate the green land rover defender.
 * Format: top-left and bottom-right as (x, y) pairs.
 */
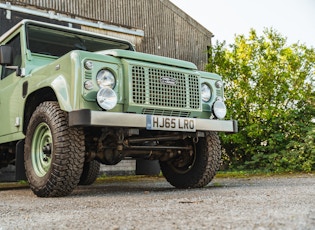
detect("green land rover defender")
(0, 20), (237, 197)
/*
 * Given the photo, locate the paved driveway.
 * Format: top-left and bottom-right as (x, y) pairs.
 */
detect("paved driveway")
(0, 174), (314, 229)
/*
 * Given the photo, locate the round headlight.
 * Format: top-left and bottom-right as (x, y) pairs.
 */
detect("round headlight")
(97, 88), (118, 110)
(96, 69), (116, 89)
(201, 83), (211, 102)
(213, 99), (227, 119)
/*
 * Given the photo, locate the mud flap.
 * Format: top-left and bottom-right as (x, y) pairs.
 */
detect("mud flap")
(15, 140), (27, 180)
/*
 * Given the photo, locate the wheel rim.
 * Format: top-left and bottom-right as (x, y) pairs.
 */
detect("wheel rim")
(168, 141), (197, 174)
(31, 122), (53, 177)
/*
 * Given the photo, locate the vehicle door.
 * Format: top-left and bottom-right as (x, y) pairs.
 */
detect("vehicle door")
(0, 33), (23, 139)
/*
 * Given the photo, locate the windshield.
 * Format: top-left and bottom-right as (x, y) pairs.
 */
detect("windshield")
(26, 23), (133, 57)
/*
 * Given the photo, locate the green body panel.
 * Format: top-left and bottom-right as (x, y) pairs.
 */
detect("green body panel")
(99, 49), (198, 70)
(0, 74), (24, 142)
(0, 24), (26, 143)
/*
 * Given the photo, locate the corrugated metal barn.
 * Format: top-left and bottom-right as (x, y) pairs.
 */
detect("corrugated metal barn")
(0, 0), (213, 70)
(0, 0), (214, 179)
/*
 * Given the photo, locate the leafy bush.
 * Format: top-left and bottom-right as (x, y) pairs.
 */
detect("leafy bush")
(207, 28), (315, 172)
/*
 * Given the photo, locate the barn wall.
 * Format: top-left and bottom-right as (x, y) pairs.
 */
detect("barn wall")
(0, 0), (213, 69)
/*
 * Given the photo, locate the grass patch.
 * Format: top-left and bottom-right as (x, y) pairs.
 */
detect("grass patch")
(211, 182), (224, 187)
(0, 181), (29, 189)
(96, 174), (162, 183)
(95, 170), (314, 183)
(216, 170), (314, 178)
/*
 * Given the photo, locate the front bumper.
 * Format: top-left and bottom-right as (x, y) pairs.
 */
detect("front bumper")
(68, 110), (238, 133)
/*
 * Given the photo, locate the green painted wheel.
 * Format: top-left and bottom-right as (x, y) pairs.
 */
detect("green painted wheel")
(31, 123), (53, 177)
(24, 101), (85, 197)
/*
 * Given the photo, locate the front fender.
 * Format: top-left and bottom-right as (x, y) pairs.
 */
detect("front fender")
(51, 75), (72, 111)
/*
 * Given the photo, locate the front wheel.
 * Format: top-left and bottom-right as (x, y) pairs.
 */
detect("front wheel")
(160, 132), (221, 188)
(79, 160), (100, 185)
(24, 101), (85, 197)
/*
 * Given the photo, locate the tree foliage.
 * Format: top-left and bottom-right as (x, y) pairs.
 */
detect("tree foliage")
(207, 28), (315, 172)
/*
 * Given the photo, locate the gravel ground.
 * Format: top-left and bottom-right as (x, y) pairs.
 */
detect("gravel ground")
(0, 173), (314, 230)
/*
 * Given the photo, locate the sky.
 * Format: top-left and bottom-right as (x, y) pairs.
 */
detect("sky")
(169, 0), (315, 47)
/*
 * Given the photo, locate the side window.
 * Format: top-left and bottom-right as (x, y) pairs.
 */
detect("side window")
(1, 34), (21, 79)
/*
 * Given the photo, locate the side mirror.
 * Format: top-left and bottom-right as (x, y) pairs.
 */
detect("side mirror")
(0, 45), (13, 65)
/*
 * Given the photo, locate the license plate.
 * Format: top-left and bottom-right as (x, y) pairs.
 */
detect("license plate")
(146, 115), (196, 132)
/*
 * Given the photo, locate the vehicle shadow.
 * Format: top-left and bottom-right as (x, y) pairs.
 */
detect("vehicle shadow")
(72, 178), (175, 197)
(70, 176), (239, 197)
(0, 176), (246, 197)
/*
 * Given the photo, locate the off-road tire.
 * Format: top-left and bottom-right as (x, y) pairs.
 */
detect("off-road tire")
(24, 101), (85, 197)
(79, 160), (100, 185)
(160, 132), (221, 188)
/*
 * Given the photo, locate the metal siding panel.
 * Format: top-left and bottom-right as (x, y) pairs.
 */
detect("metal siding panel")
(1, 0), (213, 69)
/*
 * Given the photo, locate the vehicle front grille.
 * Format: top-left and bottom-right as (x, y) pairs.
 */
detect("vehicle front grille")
(131, 66), (200, 110)
(141, 108), (191, 117)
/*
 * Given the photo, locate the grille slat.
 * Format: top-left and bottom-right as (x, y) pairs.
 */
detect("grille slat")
(141, 108), (190, 117)
(132, 66), (200, 113)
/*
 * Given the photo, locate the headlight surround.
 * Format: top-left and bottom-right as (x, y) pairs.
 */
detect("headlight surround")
(96, 69), (116, 89)
(96, 88), (118, 110)
(201, 83), (211, 102)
